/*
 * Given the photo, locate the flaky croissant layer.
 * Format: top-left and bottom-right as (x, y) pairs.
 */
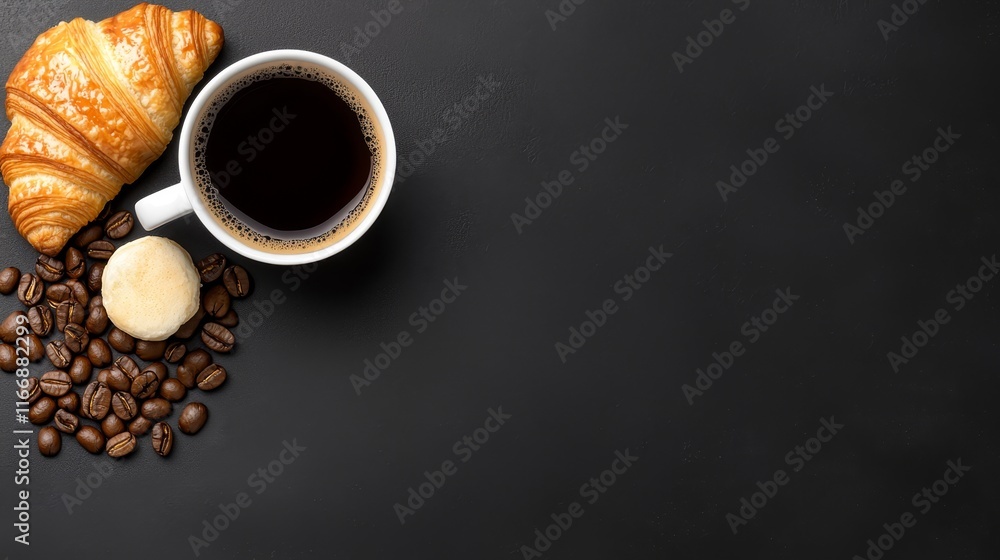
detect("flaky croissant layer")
(0, 3), (223, 255)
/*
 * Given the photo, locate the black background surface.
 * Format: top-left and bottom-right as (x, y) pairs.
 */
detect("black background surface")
(1, 1), (998, 559)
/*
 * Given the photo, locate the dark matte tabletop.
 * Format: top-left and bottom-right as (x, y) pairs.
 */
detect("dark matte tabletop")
(1, 1), (998, 559)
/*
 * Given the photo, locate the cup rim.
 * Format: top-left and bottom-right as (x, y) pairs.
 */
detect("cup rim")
(178, 49), (396, 266)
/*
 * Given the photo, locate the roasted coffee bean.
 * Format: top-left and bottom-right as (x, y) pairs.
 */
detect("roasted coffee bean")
(96, 368), (111, 385)
(197, 253), (227, 283)
(46, 283), (71, 309)
(40, 370), (73, 397)
(178, 402), (208, 434)
(106, 366), (132, 392)
(86, 262), (105, 293)
(0, 267), (20, 294)
(151, 422), (174, 457)
(223, 265), (251, 297)
(87, 240), (115, 260)
(174, 307), (206, 339)
(57, 392), (79, 412)
(68, 355), (92, 384)
(145, 361), (168, 384)
(177, 349), (211, 388)
(203, 285), (231, 318)
(196, 364), (227, 391)
(65, 279), (89, 306)
(201, 323), (235, 353)
(104, 211), (134, 239)
(72, 223), (104, 248)
(30, 396), (57, 424)
(164, 341), (187, 363)
(46, 341), (72, 368)
(65, 247), (86, 279)
(18, 273), (43, 306)
(81, 381), (111, 420)
(131, 371), (160, 399)
(108, 327), (135, 353)
(63, 323), (90, 353)
(88, 294), (102, 311)
(27, 305), (53, 336)
(159, 378), (187, 402)
(0, 344), (15, 372)
(36, 255), (65, 282)
(216, 309), (239, 328)
(87, 338), (112, 367)
(112, 392), (138, 420)
(0, 311), (25, 343)
(56, 300), (85, 332)
(106, 432), (137, 457)
(113, 355), (141, 380)
(54, 409), (79, 433)
(141, 398), (171, 420)
(24, 334), (45, 362)
(76, 426), (105, 454)
(135, 339), (166, 361)
(128, 415), (152, 436)
(39, 426), (61, 457)
(86, 305), (109, 335)
(101, 414), (125, 438)
(22, 377), (41, 404)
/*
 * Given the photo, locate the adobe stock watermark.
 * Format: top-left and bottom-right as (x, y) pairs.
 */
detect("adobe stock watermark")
(510, 116), (629, 234)
(338, 0), (411, 63)
(518, 449), (638, 559)
(209, 106), (297, 190)
(672, 0), (751, 74)
(554, 245), (671, 363)
(886, 253), (997, 372)
(543, 0), (588, 31)
(682, 287), (800, 405)
(877, 0), (932, 42)
(395, 74), (502, 184)
(188, 439), (306, 557)
(842, 126), (960, 244)
(60, 461), (116, 514)
(2, 0), (71, 50)
(393, 407), (511, 524)
(351, 278), (468, 395)
(716, 84), (834, 202)
(234, 263), (320, 343)
(851, 458), (970, 560)
(210, 0), (243, 30)
(726, 416), (844, 535)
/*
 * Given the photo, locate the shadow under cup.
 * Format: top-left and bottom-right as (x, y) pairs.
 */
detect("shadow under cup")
(190, 61), (391, 257)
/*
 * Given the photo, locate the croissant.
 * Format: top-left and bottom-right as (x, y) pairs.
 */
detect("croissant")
(0, 3), (224, 256)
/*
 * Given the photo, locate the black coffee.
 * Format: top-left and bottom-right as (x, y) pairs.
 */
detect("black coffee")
(197, 66), (383, 253)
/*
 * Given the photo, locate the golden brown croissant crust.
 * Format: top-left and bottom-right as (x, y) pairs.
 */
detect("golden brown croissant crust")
(0, 3), (223, 255)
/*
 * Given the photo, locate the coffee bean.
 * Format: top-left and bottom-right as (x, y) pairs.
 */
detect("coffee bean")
(57, 392), (79, 412)
(86, 339), (111, 368)
(106, 366), (132, 392)
(18, 273), (43, 306)
(85, 306), (109, 335)
(203, 285), (231, 318)
(96, 368), (111, 385)
(151, 422), (174, 457)
(216, 309), (239, 328)
(196, 364), (227, 391)
(142, 398), (172, 420)
(135, 339), (166, 361)
(223, 265), (252, 298)
(87, 240), (115, 260)
(159, 378), (187, 402)
(76, 426), (105, 454)
(197, 253), (227, 283)
(63, 323), (89, 353)
(178, 402), (208, 434)
(174, 307), (206, 339)
(201, 323), (235, 353)
(88, 294), (103, 312)
(24, 334), (45, 362)
(29, 396), (57, 424)
(113, 355), (141, 380)
(40, 370), (73, 397)
(65, 279), (89, 306)
(72, 223), (104, 248)
(128, 415), (152, 436)
(81, 381), (111, 420)
(0, 311), (25, 343)
(86, 262), (105, 293)
(0, 267), (20, 294)
(177, 349), (211, 388)
(145, 361), (168, 384)
(65, 247), (86, 279)
(164, 341), (187, 363)
(39, 426), (61, 457)
(101, 414), (125, 438)
(46, 341), (72, 369)
(104, 211), (134, 239)
(131, 371), (160, 399)
(54, 409), (79, 434)
(112, 392), (138, 420)
(36, 255), (65, 282)
(108, 327), (135, 353)
(23, 377), (41, 403)
(56, 300), (85, 332)
(27, 305), (53, 336)
(106, 432), (137, 457)
(45, 283), (71, 309)
(68, 356), (92, 384)
(0, 344), (15, 372)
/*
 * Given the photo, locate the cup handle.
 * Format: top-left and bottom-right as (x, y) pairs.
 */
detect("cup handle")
(135, 182), (194, 231)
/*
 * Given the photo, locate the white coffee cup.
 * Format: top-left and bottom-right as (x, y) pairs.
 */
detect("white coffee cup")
(135, 50), (396, 266)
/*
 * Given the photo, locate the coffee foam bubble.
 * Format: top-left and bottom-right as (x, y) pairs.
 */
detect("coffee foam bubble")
(193, 64), (383, 254)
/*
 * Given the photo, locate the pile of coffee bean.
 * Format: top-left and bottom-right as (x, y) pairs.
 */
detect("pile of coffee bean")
(0, 206), (252, 459)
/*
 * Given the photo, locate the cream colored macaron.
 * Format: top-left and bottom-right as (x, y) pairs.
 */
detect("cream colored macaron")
(102, 236), (201, 342)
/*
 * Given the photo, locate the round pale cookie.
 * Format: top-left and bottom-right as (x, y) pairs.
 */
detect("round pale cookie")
(102, 237), (201, 341)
